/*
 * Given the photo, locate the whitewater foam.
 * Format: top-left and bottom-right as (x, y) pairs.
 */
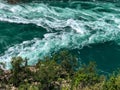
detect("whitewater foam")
(0, 1), (120, 69)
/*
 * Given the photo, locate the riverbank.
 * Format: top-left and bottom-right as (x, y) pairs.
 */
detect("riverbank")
(0, 50), (120, 90)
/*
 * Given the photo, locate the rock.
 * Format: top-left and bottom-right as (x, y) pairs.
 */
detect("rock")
(7, 0), (20, 4)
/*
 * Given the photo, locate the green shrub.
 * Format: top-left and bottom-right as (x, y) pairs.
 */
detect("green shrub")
(9, 57), (30, 87)
(72, 62), (101, 89)
(52, 50), (78, 75)
(103, 73), (120, 90)
(35, 57), (63, 90)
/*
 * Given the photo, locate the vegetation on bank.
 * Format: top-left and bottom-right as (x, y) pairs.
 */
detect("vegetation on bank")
(0, 50), (120, 90)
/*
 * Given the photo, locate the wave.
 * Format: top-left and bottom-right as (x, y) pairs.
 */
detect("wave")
(1, 22), (120, 69)
(0, 2), (118, 29)
(0, 1), (120, 69)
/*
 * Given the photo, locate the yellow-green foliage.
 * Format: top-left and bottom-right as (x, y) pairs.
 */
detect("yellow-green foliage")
(18, 83), (39, 90)
(103, 73), (120, 90)
(72, 62), (100, 88)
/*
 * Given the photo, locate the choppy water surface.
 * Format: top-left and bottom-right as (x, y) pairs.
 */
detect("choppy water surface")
(0, 0), (120, 72)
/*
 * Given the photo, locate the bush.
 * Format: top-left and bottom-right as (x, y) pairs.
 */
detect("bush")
(72, 62), (102, 89)
(103, 73), (120, 90)
(10, 57), (31, 87)
(52, 50), (78, 75)
(35, 57), (63, 90)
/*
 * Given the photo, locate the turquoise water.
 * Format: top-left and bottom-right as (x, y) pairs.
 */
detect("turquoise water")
(0, 0), (120, 72)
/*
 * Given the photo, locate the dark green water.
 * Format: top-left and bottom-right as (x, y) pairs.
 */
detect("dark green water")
(0, 0), (120, 72)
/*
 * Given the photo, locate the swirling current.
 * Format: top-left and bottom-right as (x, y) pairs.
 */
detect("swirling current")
(0, 0), (120, 72)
